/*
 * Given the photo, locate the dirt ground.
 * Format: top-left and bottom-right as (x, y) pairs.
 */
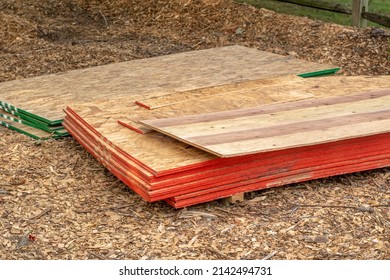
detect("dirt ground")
(0, 0), (389, 260)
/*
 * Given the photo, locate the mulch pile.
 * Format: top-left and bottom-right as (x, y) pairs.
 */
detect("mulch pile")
(1, 0), (389, 83)
(0, 0), (389, 260)
(86, 0), (390, 74)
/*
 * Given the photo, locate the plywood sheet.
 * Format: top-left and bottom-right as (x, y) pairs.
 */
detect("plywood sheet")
(128, 75), (390, 133)
(0, 115), (58, 140)
(0, 104), (57, 128)
(169, 153), (390, 208)
(65, 104), (390, 205)
(0, 45), (337, 124)
(135, 77), (314, 110)
(69, 75), (390, 173)
(0, 109), (66, 134)
(141, 89), (390, 157)
(65, 104), (390, 207)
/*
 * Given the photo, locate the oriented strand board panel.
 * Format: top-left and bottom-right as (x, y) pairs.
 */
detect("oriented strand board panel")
(134, 76), (314, 110)
(0, 109), (65, 133)
(0, 45), (337, 124)
(140, 89), (390, 157)
(130, 75), (314, 133)
(0, 115), (58, 140)
(68, 75), (390, 173)
(126, 75), (390, 133)
(65, 104), (390, 204)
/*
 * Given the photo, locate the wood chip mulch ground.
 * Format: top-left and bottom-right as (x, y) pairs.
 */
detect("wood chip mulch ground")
(0, 0), (389, 260)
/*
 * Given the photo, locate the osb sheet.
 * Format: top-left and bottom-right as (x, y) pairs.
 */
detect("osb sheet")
(65, 106), (390, 206)
(0, 45), (335, 123)
(0, 115), (55, 140)
(70, 75), (390, 172)
(68, 104), (217, 173)
(135, 76), (314, 110)
(1, 0), (389, 261)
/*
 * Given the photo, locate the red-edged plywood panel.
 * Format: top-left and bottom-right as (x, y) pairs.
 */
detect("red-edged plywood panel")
(64, 109), (390, 207)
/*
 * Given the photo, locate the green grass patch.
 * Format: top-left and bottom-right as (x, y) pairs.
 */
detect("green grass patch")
(236, 0), (390, 27)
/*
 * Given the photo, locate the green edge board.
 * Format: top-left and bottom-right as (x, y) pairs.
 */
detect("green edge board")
(0, 111), (66, 135)
(0, 119), (64, 140)
(15, 111), (64, 130)
(0, 101), (62, 126)
(0, 103), (63, 128)
(298, 68), (340, 78)
(53, 129), (70, 137)
(17, 109), (63, 126)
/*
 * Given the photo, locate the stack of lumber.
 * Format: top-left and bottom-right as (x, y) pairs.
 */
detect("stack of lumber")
(2, 45), (389, 207)
(0, 46), (338, 140)
(63, 74), (390, 208)
(0, 103), (68, 140)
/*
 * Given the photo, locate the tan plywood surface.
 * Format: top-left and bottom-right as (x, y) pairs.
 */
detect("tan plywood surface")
(141, 89), (390, 157)
(68, 75), (390, 172)
(0, 45), (336, 122)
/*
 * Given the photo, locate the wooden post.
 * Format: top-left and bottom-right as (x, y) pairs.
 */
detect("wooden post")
(352, 0), (369, 28)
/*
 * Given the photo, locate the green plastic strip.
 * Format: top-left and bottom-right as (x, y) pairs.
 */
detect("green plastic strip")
(298, 68), (341, 78)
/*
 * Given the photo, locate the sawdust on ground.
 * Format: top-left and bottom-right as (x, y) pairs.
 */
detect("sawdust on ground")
(0, 0), (389, 260)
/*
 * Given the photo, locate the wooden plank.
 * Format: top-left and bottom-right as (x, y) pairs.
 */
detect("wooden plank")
(140, 89), (390, 157)
(362, 11), (390, 28)
(223, 193), (245, 205)
(0, 45), (336, 124)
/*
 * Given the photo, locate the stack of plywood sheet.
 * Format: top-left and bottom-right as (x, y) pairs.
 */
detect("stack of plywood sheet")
(0, 104), (68, 140)
(0, 46), (338, 139)
(63, 75), (390, 208)
(3, 45), (389, 208)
